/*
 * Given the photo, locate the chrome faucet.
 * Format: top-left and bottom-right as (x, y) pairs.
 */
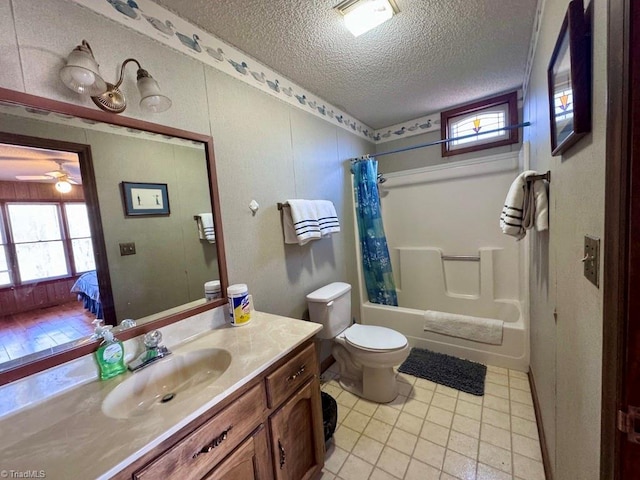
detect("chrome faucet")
(128, 330), (171, 372)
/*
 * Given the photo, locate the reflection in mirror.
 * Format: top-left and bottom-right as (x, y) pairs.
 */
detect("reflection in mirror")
(0, 94), (226, 380)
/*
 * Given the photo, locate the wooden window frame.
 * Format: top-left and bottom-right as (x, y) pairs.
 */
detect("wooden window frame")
(441, 91), (519, 157)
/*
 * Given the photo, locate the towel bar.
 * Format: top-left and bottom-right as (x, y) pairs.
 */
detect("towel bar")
(277, 202), (290, 211)
(441, 255), (480, 262)
(526, 171), (551, 183)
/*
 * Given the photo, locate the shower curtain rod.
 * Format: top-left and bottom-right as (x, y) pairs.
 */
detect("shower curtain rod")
(352, 121), (531, 161)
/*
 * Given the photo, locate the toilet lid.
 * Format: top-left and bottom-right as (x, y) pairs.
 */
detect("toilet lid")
(344, 324), (407, 351)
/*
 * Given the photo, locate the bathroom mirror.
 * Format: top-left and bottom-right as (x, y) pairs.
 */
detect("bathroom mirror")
(0, 87), (228, 385)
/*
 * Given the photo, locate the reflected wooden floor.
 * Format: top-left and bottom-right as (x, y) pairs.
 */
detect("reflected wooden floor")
(0, 301), (95, 363)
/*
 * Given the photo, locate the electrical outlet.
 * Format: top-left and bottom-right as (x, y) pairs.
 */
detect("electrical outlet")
(119, 242), (136, 256)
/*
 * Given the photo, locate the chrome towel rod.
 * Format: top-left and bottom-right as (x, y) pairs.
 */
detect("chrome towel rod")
(526, 171), (551, 183)
(277, 202), (289, 211)
(441, 255), (480, 262)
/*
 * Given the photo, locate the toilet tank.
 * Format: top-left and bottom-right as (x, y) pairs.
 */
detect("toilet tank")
(306, 282), (352, 340)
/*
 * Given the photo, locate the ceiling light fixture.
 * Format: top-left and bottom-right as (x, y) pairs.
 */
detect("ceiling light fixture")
(59, 40), (171, 114)
(55, 177), (73, 194)
(335, 0), (399, 37)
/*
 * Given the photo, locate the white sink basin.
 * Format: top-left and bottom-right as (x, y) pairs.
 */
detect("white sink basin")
(102, 348), (232, 419)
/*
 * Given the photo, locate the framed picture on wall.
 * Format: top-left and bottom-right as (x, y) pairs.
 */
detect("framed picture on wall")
(121, 182), (170, 216)
(547, 0), (591, 156)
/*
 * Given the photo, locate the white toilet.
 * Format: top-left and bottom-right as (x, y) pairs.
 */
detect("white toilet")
(307, 282), (410, 403)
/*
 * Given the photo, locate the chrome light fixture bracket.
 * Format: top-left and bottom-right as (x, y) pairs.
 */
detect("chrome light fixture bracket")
(60, 41), (171, 114)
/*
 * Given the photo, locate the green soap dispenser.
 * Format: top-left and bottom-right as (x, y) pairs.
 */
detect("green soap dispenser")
(94, 324), (127, 380)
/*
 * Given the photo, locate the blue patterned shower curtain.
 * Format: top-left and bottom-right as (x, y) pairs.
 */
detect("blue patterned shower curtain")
(351, 158), (398, 306)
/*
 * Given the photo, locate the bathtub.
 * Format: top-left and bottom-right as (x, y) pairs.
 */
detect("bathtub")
(357, 247), (529, 371)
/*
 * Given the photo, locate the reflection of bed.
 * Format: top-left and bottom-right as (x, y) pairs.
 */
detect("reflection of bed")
(71, 271), (102, 318)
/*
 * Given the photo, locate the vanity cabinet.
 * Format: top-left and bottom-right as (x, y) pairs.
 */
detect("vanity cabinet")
(116, 340), (324, 480)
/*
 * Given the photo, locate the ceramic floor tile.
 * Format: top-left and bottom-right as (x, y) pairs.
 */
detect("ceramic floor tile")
(509, 377), (530, 392)
(486, 372), (509, 386)
(413, 437), (447, 469)
(411, 385), (435, 404)
(398, 380), (414, 397)
(405, 458), (441, 480)
(342, 410), (371, 433)
(376, 446), (411, 479)
(477, 462), (513, 480)
(442, 449), (477, 480)
(512, 433), (542, 461)
(456, 400), (482, 421)
(459, 391), (483, 405)
(426, 405), (454, 428)
(324, 444), (350, 474)
(483, 394), (510, 413)
(513, 453), (545, 480)
(323, 384), (343, 398)
(337, 406), (352, 425)
(374, 404), (401, 426)
(395, 411), (424, 436)
(334, 425), (361, 452)
(386, 394), (407, 411)
(369, 468), (396, 480)
(479, 441), (512, 474)
(420, 420), (451, 447)
(451, 414), (481, 439)
(387, 427), (418, 455)
(363, 418), (394, 444)
(487, 365), (508, 375)
(440, 473), (459, 480)
(509, 369), (529, 379)
(511, 417), (539, 440)
(510, 389), (534, 406)
(431, 392), (458, 412)
(352, 398), (379, 416)
(510, 401), (536, 422)
(338, 454), (374, 480)
(482, 407), (511, 430)
(480, 423), (512, 450)
(447, 430), (479, 461)
(352, 434), (385, 465)
(415, 378), (438, 390)
(436, 384), (460, 398)
(316, 469), (336, 479)
(337, 391), (360, 408)
(403, 397), (431, 418)
(485, 382), (510, 399)
(397, 372), (418, 385)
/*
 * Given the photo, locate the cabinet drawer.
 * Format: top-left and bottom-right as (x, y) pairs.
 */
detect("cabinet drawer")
(265, 343), (316, 408)
(134, 383), (267, 480)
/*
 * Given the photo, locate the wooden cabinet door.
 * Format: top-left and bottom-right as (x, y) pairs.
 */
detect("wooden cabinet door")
(203, 426), (271, 480)
(269, 379), (324, 480)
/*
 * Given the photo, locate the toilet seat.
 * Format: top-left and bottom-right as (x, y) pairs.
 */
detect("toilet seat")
(343, 324), (407, 352)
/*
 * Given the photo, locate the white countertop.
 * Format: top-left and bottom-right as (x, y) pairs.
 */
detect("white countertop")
(0, 312), (321, 480)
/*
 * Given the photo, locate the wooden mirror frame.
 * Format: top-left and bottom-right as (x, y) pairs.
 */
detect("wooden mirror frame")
(0, 87), (228, 386)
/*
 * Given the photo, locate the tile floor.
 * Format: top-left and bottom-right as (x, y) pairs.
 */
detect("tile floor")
(318, 363), (545, 480)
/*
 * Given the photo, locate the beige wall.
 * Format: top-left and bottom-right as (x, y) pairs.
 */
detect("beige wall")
(0, 0), (371, 326)
(524, 0), (606, 478)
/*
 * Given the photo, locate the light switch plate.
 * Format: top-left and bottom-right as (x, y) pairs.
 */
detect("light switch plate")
(119, 242), (136, 256)
(584, 235), (600, 287)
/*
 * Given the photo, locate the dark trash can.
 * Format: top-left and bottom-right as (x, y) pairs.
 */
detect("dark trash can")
(321, 392), (338, 442)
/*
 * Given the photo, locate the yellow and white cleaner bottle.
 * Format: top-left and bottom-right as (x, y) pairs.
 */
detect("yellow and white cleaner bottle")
(228, 283), (251, 326)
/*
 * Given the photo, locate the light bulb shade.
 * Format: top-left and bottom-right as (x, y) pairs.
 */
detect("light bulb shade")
(55, 180), (72, 194)
(59, 42), (107, 96)
(137, 74), (172, 113)
(342, 0), (396, 37)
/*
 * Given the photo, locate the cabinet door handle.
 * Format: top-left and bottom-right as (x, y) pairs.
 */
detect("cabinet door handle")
(278, 439), (286, 469)
(287, 365), (306, 382)
(192, 425), (233, 458)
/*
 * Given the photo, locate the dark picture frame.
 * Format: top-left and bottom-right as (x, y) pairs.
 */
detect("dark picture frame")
(547, 0), (591, 156)
(121, 181), (170, 216)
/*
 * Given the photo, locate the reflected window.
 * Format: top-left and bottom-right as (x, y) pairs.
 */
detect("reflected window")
(2, 202), (94, 284)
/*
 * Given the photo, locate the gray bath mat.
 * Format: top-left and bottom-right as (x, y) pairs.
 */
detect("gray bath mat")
(398, 347), (487, 396)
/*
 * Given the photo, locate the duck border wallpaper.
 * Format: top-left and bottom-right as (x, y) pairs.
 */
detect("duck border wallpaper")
(73, 0), (442, 144)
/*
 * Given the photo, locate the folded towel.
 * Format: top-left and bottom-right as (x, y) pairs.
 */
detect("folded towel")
(195, 213), (216, 243)
(500, 170), (548, 239)
(286, 199), (321, 245)
(315, 200), (340, 237)
(424, 310), (504, 345)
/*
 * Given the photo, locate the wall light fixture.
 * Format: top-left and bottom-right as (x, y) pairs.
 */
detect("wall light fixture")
(335, 0), (399, 37)
(59, 40), (171, 114)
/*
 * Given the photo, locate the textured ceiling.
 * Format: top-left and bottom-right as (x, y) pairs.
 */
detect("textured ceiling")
(155, 0), (537, 129)
(0, 144), (80, 182)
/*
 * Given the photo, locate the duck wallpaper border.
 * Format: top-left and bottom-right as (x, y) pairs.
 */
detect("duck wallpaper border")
(72, 0), (442, 144)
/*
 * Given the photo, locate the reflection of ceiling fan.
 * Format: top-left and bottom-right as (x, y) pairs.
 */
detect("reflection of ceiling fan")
(15, 159), (80, 185)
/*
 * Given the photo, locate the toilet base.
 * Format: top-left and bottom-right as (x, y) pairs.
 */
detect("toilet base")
(362, 366), (399, 403)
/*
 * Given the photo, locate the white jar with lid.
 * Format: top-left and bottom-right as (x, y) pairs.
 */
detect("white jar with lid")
(204, 280), (221, 300)
(228, 283), (250, 326)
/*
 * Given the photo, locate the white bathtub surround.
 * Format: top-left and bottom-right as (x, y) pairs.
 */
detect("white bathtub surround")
(423, 310), (504, 345)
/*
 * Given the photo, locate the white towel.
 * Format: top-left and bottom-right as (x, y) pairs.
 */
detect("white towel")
(500, 171), (548, 239)
(286, 199), (321, 245)
(423, 310), (504, 345)
(315, 200), (340, 237)
(195, 213), (216, 243)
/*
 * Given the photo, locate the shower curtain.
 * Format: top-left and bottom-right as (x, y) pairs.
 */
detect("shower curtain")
(351, 158), (398, 306)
